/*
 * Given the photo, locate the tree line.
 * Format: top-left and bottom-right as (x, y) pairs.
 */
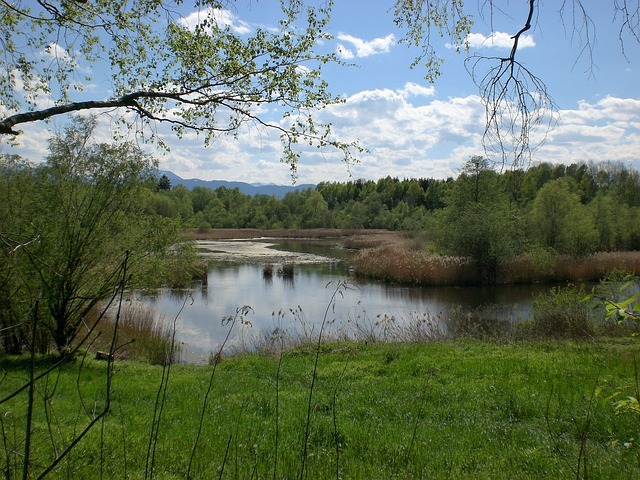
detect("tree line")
(150, 157), (640, 251)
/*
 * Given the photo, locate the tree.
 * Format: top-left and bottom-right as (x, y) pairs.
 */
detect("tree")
(0, 117), (192, 353)
(590, 192), (625, 252)
(158, 174), (172, 191)
(528, 177), (598, 256)
(0, 155), (38, 353)
(301, 190), (331, 228)
(170, 184), (196, 221)
(0, 1), (360, 173)
(436, 157), (520, 283)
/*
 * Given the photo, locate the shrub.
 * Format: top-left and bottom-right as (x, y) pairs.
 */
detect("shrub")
(263, 263), (274, 278)
(278, 262), (295, 278)
(531, 284), (594, 338)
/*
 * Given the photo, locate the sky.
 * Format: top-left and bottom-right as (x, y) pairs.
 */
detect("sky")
(3, 1), (640, 185)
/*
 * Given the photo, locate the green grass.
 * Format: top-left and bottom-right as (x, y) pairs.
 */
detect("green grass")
(3, 340), (640, 478)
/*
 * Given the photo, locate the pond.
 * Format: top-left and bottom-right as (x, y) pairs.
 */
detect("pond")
(137, 238), (560, 362)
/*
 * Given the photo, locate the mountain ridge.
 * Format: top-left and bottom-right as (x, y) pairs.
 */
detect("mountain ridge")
(160, 171), (316, 198)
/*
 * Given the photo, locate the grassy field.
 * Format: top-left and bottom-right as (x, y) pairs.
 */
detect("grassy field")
(3, 339), (640, 479)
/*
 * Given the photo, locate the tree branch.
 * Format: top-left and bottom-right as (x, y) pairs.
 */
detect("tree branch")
(0, 87), (224, 135)
(463, 0), (558, 167)
(0, 57), (315, 136)
(0, 97), (134, 135)
(509, 0), (535, 63)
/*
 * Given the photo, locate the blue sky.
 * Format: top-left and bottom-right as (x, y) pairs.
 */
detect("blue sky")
(4, 1), (640, 184)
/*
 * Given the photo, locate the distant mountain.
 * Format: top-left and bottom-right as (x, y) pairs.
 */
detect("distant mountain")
(159, 171), (315, 198)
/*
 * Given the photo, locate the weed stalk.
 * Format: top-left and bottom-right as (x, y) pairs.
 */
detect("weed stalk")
(299, 281), (347, 480)
(146, 293), (191, 480)
(186, 306), (252, 479)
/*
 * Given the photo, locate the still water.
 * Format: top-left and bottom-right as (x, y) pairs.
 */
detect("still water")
(138, 239), (556, 362)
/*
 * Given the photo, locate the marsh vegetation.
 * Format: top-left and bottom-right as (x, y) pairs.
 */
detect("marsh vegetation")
(2, 124), (640, 478)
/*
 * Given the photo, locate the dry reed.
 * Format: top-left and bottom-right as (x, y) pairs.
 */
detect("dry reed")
(83, 302), (181, 365)
(355, 239), (640, 286)
(354, 242), (477, 285)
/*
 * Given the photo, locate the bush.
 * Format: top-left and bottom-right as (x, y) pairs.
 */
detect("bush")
(531, 284), (594, 338)
(278, 262), (295, 278)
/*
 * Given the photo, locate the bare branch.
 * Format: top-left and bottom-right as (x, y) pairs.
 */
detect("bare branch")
(558, 0), (597, 78)
(509, 0), (535, 64)
(465, 0), (557, 168)
(614, 0), (640, 57)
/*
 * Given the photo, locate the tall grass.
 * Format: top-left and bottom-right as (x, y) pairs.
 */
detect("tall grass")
(530, 284), (595, 338)
(501, 251), (640, 284)
(88, 302), (181, 365)
(445, 304), (520, 339)
(355, 240), (640, 285)
(354, 242), (475, 285)
(235, 290), (638, 355)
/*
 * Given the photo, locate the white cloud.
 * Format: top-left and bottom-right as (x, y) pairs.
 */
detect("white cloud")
(297, 86), (486, 181)
(446, 31), (536, 50)
(296, 65), (312, 75)
(400, 82), (436, 98)
(180, 7), (251, 35)
(4, 86), (638, 185)
(534, 96), (640, 165)
(578, 97), (640, 122)
(335, 33), (396, 58)
(335, 44), (354, 59)
(43, 42), (75, 64)
(292, 92), (639, 183)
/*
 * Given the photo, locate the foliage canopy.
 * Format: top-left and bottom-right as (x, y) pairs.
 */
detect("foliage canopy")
(0, 0), (361, 173)
(1, 1), (639, 169)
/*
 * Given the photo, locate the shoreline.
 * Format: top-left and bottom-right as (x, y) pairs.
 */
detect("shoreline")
(188, 228), (640, 286)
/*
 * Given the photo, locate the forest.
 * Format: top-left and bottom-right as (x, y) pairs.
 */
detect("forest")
(151, 157), (640, 257)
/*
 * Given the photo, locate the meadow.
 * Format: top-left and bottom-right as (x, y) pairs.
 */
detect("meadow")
(2, 339), (640, 479)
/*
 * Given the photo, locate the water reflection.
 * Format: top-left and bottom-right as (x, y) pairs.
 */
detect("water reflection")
(137, 258), (561, 363)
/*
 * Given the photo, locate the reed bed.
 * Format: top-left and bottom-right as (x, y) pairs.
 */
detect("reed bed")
(355, 241), (640, 286)
(500, 251), (640, 284)
(354, 242), (477, 285)
(83, 303), (181, 365)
